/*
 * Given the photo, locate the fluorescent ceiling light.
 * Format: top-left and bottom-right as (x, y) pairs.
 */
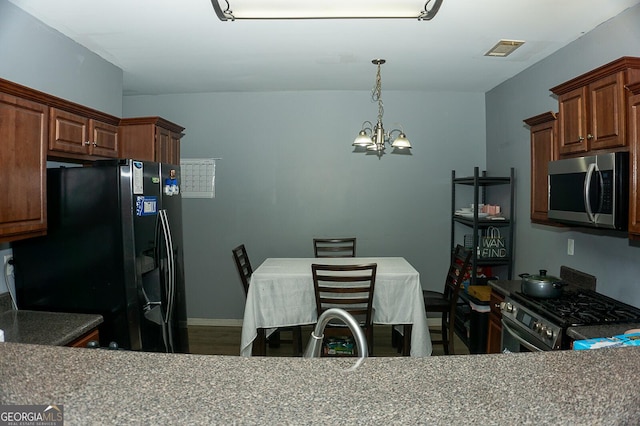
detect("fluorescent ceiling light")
(485, 40), (525, 57)
(211, 0), (443, 21)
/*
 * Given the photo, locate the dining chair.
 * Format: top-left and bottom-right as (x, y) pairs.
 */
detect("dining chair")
(313, 238), (356, 258)
(232, 244), (302, 356)
(422, 244), (472, 355)
(311, 263), (376, 356)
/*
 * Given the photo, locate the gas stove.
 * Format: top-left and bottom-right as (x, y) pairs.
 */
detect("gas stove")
(501, 289), (640, 351)
(511, 289), (640, 327)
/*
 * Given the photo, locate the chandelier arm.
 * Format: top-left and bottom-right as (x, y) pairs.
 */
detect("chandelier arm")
(221, 0), (235, 21)
(361, 120), (374, 133)
(419, 0), (443, 21)
(388, 128), (402, 138)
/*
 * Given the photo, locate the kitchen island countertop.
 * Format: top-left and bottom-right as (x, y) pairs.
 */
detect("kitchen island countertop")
(1, 342), (639, 424)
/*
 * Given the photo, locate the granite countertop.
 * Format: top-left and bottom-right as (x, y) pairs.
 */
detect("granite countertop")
(1, 343), (639, 424)
(567, 323), (640, 341)
(0, 293), (103, 346)
(487, 279), (521, 296)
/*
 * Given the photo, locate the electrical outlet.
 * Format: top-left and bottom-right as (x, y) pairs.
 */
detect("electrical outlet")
(3, 255), (13, 276)
(567, 239), (575, 256)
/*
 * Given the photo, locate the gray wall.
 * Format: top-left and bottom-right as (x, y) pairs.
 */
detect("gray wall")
(0, 0), (122, 115)
(0, 0), (123, 294)
(123, 91), (486, 319)
(486, 4), (640, 307)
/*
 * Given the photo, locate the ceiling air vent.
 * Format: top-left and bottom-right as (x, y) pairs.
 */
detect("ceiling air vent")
(485, 39), (525, 57)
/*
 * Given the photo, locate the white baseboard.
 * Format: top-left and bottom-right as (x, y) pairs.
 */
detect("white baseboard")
(188, 317), (441, 328)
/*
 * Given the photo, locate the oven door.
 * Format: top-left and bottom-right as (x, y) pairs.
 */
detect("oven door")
(501, 317), (553, 352)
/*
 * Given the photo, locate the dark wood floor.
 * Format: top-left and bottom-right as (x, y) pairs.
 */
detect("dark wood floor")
(188, 324), (469, 357)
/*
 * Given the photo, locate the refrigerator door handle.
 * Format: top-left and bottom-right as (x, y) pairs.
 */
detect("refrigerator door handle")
(159, 209), (176, 352)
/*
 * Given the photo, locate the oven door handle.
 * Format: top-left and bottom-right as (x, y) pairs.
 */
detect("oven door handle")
(501, 318), (545, 352)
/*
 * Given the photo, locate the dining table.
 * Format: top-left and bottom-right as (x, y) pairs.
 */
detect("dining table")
(240, 257), (432, 357)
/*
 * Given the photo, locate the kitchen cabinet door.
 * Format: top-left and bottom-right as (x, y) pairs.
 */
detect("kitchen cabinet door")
(49, 107), (89, 155)
(628, 84), (640, 238)
(119, 117), (184, 164)
(49, 108), (119, 159)
(557, 87), (588, 155)
(551, 57), (640, 157)
(67, 328), (100, 348)
(157, 126), (182, 165)
(556, 73), (626, 155)
(524, 112), (558, 224)
(90, 120), (119, 158)
(486, 290), (504, 354)
(0, 92), (47, 242)
(588, 72), (626, 151)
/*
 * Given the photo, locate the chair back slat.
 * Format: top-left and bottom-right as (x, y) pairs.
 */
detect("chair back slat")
(443, 244), (472, 301)
(313, 238), (356, 258)
(232, 244), (253, 295)
(311, 263), (376, 335)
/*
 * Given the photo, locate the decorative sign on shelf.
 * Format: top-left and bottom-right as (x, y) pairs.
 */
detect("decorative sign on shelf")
(180, 158), (219, 198)
(480, 226), (507, 258)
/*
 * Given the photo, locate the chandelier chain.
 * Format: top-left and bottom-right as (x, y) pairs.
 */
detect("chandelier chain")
(371, 63), (384, 124)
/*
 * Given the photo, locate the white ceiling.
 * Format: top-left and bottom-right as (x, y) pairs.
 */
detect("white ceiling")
(9, 0), (640, 95)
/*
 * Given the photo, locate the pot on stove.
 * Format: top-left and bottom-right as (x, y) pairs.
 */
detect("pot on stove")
(519, 270), (567, 298)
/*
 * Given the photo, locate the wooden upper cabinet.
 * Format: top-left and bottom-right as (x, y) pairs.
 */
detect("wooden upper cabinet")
(627, 82), (640, 238)
(589, 73), (626, 151)
(0, 92), (47, 243)
(551, 57), (640, 157)
(49, 107), (119, 160)
(556, 86), (588, 154)
(119, 117), (184, 165)
(524, 112), (558, 224)
(91, 119), (119, 157)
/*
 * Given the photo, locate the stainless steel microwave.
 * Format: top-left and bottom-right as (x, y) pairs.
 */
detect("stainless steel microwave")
(548, 152), (628, 230)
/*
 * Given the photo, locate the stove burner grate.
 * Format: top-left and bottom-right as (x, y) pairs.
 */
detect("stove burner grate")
(514, 290), (640, 327)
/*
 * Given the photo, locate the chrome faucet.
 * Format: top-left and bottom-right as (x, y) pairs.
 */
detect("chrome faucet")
(303, 308), (368, 363)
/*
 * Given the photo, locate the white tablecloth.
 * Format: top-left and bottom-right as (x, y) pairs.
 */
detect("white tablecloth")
(240, 257), (432, 357)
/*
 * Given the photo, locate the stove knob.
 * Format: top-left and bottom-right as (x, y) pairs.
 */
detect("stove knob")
(544, 328), (554, 339)
(538, 325), (546, 335)
(533, 322), (541, 332)
(501, 302), (515, 313)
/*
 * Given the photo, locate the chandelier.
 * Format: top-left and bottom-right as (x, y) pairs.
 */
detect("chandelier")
(352, 59), (412, 158)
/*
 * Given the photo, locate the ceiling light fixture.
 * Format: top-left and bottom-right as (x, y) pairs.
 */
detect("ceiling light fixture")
(352, 59), (412, 159)
(211, 0), (443, 21)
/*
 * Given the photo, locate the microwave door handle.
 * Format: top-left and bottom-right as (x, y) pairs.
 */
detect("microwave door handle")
(501, 319), (544, 352)
(584, 163), (597, 223)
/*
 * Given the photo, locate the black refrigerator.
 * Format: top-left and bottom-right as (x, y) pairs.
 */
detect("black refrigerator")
(12, 159), (189, 353)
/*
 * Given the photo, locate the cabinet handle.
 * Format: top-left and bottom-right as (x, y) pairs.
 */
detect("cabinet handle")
(92, 142), (98, 147)
(587, 134), (594, 140)
(578, 136), (585, 142)
(84, 141), (91, 146)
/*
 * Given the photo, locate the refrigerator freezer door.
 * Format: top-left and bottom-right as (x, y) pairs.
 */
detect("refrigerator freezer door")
(159, 163), (189, 353)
